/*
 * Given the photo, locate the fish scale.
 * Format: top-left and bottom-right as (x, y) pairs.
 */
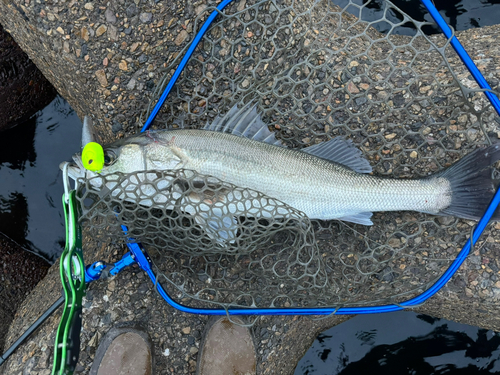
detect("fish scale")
(152, 129), (450, 221)
(65, 105), (500, 227)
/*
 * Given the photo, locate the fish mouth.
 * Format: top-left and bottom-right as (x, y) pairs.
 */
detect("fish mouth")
(59, 154), (93, 183)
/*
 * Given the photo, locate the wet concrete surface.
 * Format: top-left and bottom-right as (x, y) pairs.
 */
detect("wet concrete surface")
(0, 23), (57, 131)
(0, 234), (49, 353)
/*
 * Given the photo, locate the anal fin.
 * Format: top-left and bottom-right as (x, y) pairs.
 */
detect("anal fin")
(338, 212), (373, 225)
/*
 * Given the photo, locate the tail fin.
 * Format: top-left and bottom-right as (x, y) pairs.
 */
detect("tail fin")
(436, 144), (500, 221)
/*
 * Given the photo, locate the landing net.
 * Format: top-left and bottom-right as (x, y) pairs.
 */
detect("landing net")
(77, 0), (500, 310)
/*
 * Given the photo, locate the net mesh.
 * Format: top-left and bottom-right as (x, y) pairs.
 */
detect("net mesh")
(77, 0), (500, 310)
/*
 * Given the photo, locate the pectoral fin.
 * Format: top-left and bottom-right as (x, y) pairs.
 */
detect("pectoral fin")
(194, 210), (238, 244)
(177, 186), (238, 244)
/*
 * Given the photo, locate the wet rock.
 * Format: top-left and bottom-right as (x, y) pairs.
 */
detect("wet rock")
(81, 26), (90, 41)
(126, 77), (136, 90)
(0, 234), (49, 352)
(95, 69), (108, 86)
(347, 81), (359, 94)
(175, 29), (189, 46)
(355, 96), (367, 105)
(139, 12), (152, 23)
(0, 24), (56, 131)
(438, 216), (455, 225)
(105, 8), (117, 24)
(138, 54), (148, 64)
(111, 120), (123, 133)
(126, 4), (138, 18)
(81, 43), (88, 58)
(96, 25), (107, 37)
(119, 60), (128, 71)
(108, 25), (118, 41)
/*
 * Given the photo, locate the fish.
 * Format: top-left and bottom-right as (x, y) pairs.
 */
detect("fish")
(63, 104), (500, 242)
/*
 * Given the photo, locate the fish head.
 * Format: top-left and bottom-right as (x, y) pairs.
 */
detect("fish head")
(61, 116), (146, 183)
(61, 116), (182, 184)
(94, 131), (183, 174)
(67, 140), (145, 176)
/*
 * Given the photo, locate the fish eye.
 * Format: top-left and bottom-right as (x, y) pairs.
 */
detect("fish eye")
(103, 150), (116, 166)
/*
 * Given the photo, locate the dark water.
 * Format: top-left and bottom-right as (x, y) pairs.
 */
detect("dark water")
(338, 0), (500, 35)
(0, 96), (81, 262)
(295, 311), (500, 374)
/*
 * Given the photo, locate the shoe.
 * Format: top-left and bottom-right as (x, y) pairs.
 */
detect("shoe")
(89, 325), (154, 375)
(196, 316), (257, 375)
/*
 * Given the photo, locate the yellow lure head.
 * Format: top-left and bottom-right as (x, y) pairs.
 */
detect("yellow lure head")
(82, 142), (104, 172)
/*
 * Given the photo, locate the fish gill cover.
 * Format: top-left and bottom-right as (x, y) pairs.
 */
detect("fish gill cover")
(76, 0), (500, 311)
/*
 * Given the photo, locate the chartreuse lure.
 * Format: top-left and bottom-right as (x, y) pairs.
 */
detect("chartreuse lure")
(81, 142), (104, 172)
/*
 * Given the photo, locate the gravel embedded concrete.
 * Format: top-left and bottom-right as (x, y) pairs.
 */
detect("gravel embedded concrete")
(1, 0), (500, 373)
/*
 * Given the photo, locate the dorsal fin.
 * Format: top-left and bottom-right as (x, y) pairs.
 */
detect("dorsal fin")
(302, 138), (372, 173)
(81, 116), (97, 149)
(204, 103), (282, 146)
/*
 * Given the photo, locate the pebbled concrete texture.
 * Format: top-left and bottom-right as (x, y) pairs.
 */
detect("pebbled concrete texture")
(1, 0), (500, 373)
(0, 235), (49, 354)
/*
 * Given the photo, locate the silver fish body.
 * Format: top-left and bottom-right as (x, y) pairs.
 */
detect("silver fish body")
(65, 105), (500, 227)
(129, 129), (450, 221)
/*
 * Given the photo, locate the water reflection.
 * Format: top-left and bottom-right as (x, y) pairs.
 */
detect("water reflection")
(335, 0), (500, 35)
(0, 96), (81, 262)
(0, 116), (36, 169)
(0, 193), (32, 249)
(295, 311), (500, 374)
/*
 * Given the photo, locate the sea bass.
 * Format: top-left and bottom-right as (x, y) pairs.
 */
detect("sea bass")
(65, 104), (500, 228)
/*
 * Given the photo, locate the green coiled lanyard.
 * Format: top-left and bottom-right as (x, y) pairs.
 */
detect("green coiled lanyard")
(52, 165), (86, 375)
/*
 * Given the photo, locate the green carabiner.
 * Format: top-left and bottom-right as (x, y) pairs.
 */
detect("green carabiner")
(52, 191), (86, 375)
